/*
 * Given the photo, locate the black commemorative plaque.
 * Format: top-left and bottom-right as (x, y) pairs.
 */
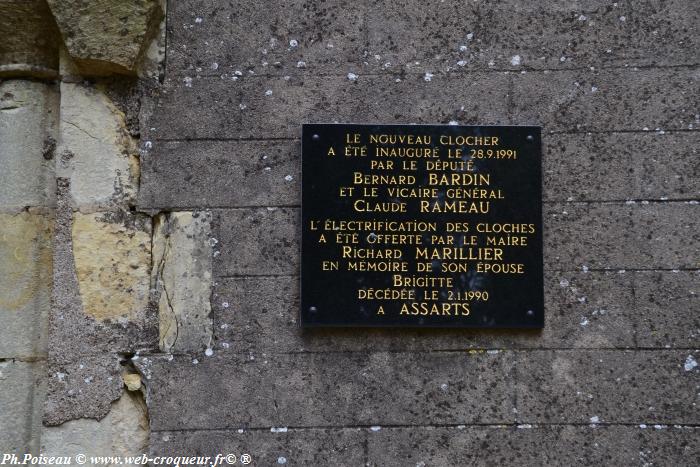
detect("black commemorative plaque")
(301, 124), (543, 328)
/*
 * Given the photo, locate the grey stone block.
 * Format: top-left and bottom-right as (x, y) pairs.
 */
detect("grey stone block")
(634, 271), (700, 348)
(144, 352), (515, 431)
(139, 140), (300, 210)
(0, 360), (45, 454)
(151, 72), (510, 140)
(515, 350), (699, 424)
(150, 425), (699, 466)
(365, 0), (700, 74)
(365, 425), (641, 467)
(638, 426), (700, 467)
(512, 67), (698, 132)
(545, 202), (699, 269)
(544, 132), (700, 201)
(151, 428), (366, 466)
(213, 208), (299, 276)
(211, 271), (635, 352)
(366, 425), (700, 467)
(165, 0), (699, 76)
(166, 0), (367, 76)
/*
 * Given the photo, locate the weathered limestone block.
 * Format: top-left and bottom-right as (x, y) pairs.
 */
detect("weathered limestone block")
(0, 211), (52, 358)
(0, 80), (58, 210)
(71, 211), (151, 321)
(57, 83), (139, 210)
(152, 211), (213, 353)
(45, 180), (156, 426)
(0, 0), (61, 78)
(122, 373), (141, 392)
(42, 391), (148, 459)
(0, 361), (46, 455)
(46, 0), (163, 76)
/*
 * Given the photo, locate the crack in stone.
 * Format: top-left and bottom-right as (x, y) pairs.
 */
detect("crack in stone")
(61, 118), (103, 142)
(156, 213), (180, 351)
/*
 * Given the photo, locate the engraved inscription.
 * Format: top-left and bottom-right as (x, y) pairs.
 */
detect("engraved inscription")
(301, 124), (543, 328)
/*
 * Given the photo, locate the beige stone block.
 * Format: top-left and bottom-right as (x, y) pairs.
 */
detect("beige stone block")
(41, 391), (149, 462)
(0, 212), (52, 358)
(57, 83), (139, 210)
(122, 373), (141, 392)
(71, 212), (151, 321)
(152, 211), (213, 353)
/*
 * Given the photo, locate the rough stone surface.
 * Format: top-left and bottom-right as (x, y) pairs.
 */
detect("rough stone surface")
(511, 68), (698, 132)
(166, 0), (699, 76)
(0, 0), (61, 78)
(634, 271), (699, 348)
(46, 0), (163, 75)
(143, 352), (515, 431)
(0, 212), (52, 358)
(139, 140), (301, 210)
(57, 83), (139, 210)
(0, 361), (46, 455)
(152, 211), (213, 353)
(153, 425), (700, 466)
(72, 211), (151, 321)
(0, 80), (58, 210)
(544, 132), (700, 202)
(42, 391), (149, 458)
(151, 428), (366, 465)
(516, 350), (699, 424)
(213, 208), (299, 276)
(149, 67), (698, 141)
(43, 354), (124, 426)
(48, 186), (157, 360)
(366, 425), (699, 466)
(150, 72), (510, 140)
(46, 179), (157, 425)
(545, 202), (699, 270)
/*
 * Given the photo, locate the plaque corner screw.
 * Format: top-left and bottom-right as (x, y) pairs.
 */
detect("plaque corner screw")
(312, 134), (320, 141)
(526, 134), (534, 141)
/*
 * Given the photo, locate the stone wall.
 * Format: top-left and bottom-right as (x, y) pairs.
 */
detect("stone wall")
(1, 0), (163, 457)
(139, 0), (699, 465)
(1, 0), (698, 465)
